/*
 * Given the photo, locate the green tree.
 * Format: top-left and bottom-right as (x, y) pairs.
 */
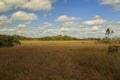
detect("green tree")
(106, 28), (114, 38)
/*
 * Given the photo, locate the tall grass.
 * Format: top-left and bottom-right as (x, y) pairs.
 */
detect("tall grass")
(0, 41), (120, 80)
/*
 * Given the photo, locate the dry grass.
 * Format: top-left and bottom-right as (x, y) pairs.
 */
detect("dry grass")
(0, 40), (120, 80)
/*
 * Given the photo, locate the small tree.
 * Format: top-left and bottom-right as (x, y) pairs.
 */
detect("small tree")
(105, 28), (114, 39)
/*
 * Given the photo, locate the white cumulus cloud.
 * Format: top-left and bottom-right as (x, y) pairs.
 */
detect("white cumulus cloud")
(56, 15), (80, 22)
(62, 21), (79, 27)
(100, 0), (120, 10)
(0, 1), (9, 12)
(17, 24), (27, 28)
(0, 15), (11, 25)
(92, 26), (100, 30)
(11, 11), (38, 21)
(0, 0), (55, 12)
(42, 22), (53, 27)
(83, 15), (106, 26)
(23, 0), (54, 11)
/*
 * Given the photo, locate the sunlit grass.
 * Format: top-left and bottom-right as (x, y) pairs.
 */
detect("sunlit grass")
(0, 40), (120, 80)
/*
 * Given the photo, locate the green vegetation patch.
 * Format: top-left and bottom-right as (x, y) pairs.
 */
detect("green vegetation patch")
(38, 35), (79, 41)
(0, 35), (21, 47)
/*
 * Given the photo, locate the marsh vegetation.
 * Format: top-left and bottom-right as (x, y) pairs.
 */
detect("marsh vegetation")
(0, 40), (120, 80)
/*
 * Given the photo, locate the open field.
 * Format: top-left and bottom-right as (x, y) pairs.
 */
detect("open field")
(0, 40), (120, 80)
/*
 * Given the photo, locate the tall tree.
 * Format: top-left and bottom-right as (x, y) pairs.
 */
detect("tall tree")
(106, 28), (114, 38)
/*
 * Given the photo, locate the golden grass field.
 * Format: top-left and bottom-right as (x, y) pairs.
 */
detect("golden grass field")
(0, 40), (120, 80)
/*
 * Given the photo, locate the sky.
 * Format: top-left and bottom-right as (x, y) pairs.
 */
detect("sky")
(0, 0), (120, 38)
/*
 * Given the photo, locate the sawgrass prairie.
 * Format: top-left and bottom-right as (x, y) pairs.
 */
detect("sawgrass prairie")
(0, 40), (120, 80)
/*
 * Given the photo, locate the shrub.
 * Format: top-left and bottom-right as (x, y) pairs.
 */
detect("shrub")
(108, 45), (119, 53)
(0, 35), (21, 47)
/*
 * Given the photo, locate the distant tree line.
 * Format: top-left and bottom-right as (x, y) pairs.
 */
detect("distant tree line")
(5, 35), (80, 41)
(12, 35), (34, 40)
(38, 35), (79, 41)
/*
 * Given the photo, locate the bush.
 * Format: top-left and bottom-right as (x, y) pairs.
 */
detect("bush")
(0, 35), (21, 47)
(108, 45), (119, 53)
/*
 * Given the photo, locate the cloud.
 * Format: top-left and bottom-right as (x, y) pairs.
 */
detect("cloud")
(0, 0), (26, 12)
(0, 15), (11, 25)
(5, 0), (25, 8)
(62, 21), (79, 27)
(17, 24), (27, 28)
(0, 0), (55, 12)
(92, 26), (100, 30)
(83, 15), (106, 26)
(23, 0), (54, 11)
(42, 22), (53, 27)
(11, 11), (38, 21)
(56, 15), (80, 22)
(100, 0), (120, 10)
(55, 15), (80, 28)
(25, 21), (32, 25)
(42, 27), (106, 38)
(0, 1), (9, 12)
(0, 22), (119, 38)
(82, 15), (120, 37)
(0, 14), (120, 38)
(0, 28), (16, 32)
(17, 21), (32, 28)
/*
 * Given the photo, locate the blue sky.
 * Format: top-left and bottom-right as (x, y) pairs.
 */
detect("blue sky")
(0, 0), (120, 38)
